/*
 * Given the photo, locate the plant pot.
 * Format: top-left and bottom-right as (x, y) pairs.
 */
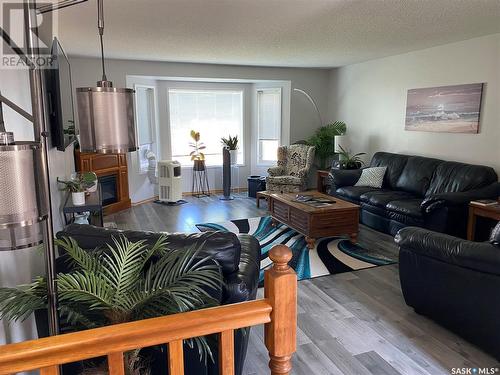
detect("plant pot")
(193, 159), (206, 171)
(72, 191), (86, 206)
(229, 150), (238, 165)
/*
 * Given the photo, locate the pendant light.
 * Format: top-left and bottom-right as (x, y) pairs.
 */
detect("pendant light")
(76, 0), (137, 154)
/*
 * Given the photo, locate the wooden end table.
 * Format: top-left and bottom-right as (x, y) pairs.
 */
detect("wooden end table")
(267, 191), (359, 248)
(467, 202), (500, 240)
(317, 170), (330, 193)
(256, 190), (271, 208)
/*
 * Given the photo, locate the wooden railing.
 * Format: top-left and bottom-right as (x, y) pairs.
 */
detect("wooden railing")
(0, 245), (297, 375)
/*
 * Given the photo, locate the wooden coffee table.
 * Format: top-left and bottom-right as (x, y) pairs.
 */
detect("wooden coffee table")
(267, 191), (360, 248)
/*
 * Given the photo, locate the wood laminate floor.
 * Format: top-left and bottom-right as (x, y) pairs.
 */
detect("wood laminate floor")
(106, 194), (498, 375)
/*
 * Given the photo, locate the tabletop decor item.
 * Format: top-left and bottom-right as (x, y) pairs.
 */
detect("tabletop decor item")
(57, 174), (95, 206)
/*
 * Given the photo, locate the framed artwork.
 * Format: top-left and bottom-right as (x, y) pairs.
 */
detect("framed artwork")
(405, 83), (484, 133)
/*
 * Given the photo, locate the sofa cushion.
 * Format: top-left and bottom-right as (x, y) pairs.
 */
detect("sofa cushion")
(386, 199), (424, 219)
(335, 186), (380, 202)
(370, 152), (409, 189)
(427, 161), (498, 195)
(490, 222), (500, 247)
(360, 190), (416, 209)
(354, 167), (387, 188)
(395, 156), (441, 196)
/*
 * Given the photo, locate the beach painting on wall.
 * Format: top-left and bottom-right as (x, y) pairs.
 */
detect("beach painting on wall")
(405, 83), (483, 133)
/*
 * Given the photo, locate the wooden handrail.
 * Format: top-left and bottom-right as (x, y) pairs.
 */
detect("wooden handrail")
(0, 245), (297, 375)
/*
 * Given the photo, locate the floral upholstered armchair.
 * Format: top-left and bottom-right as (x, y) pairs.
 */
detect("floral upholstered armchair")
(266, 144), (315, 193)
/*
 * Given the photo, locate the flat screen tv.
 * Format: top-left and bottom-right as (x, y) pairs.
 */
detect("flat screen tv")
(46, 37), (75, 151)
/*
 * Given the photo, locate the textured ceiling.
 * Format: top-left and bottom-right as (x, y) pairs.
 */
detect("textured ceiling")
(51, 0), (500, 68)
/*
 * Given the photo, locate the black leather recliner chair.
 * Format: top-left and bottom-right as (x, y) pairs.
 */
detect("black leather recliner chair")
(38, 224), (261, 375)
(328, 152), (499, 237)
(396, 223), (500, 360)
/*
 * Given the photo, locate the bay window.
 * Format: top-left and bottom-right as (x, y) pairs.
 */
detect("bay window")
(168, 89), (244, 166)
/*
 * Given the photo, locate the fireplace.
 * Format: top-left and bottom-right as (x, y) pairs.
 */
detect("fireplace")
(75, 150), (131, 215)
(99, 174), (119, 206)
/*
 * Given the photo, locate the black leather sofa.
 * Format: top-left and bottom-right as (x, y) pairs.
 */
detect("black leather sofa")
(39, 224), (261, 375)
(328, 152), (499, 237)
(396, 223), (500, 360)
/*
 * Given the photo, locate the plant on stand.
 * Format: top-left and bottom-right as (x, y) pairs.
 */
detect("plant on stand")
(0, 235), (223, 375)
(307, 121), (347, 169)
(57, 173), (94, 206)
(336, 145), (366, 169)
(189, 130), (206, 171)
(221, 135), (238, 165)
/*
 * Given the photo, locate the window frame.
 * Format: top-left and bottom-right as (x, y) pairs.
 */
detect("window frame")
(256, 87), (282, 166)
(167, 87), (245, 168)
(134, 84), (157, 174)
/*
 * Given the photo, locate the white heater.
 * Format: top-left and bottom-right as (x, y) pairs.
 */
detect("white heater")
(158, 160), (183, 202)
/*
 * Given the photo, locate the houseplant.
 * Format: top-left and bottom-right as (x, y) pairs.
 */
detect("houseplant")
(57, 173), (95, 206)
(307, 121), (347, 169)
(0, 235), (223, 374)
(221, 135), (238, 165)
(336, 145), (366, 169)
(189, 130), (206, 171)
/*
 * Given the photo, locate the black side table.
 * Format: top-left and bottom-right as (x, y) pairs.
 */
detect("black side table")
(63, 185), (104, 227)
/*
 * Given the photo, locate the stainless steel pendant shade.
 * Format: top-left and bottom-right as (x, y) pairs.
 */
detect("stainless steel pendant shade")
(76, 82), (137, 154)
(0, 142), (48, 251)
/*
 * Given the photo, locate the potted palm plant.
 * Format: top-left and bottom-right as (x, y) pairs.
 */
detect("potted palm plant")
(221, 135), (238, 165)
(0, 235), (222, 374)
(307, 121), (347, 169)
(189, 130), (206, 171)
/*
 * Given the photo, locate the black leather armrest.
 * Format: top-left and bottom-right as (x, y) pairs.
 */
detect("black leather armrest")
(421, 183), (500, 213)
(223, 234), (260, 304)
(395, 227), (500, 275)
(328, 168), (362, 191)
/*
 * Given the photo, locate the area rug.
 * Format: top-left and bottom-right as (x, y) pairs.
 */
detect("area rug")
(196, 216), (397, 282)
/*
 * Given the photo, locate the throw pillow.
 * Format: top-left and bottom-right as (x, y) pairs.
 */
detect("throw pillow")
(490, 222), (500, 246)
(354, 167), (387, 188)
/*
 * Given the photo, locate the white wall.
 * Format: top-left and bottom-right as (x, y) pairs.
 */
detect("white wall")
(0, 68), (74, 345)
(69, 57), (330, 202)
(327, 33), (500, 174)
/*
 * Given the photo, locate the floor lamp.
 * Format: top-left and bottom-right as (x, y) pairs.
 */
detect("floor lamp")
(0, 0), (137, 337)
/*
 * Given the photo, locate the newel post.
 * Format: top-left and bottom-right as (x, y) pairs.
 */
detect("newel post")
(264, 245), (297, 375)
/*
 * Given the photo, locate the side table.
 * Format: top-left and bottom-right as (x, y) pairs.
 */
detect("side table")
(63, 186), (104, 227)
(317, 170), (330, 193)
(467, 202), (500, 240)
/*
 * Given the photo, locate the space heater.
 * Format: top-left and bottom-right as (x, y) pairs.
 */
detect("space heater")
(158, 160), (183, 202)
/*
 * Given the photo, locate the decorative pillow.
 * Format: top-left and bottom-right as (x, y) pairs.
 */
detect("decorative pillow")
(354, 167), (387, 188)
(490, 222), (500, 246)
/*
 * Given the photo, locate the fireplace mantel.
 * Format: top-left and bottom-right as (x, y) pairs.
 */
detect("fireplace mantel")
(75, 150), (131, 215)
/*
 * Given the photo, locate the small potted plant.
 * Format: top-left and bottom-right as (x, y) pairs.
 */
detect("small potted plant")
(335, 145), (366, 170)
(221, 135), (238, 165)
(71, 171), (98, 193)
(57, 174), (93, 206)
(189, 130), (206, 171)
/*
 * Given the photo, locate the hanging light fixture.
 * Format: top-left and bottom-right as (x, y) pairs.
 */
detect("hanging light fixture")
(76, 0), (137, 154)
(0, 91), (47, 251)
